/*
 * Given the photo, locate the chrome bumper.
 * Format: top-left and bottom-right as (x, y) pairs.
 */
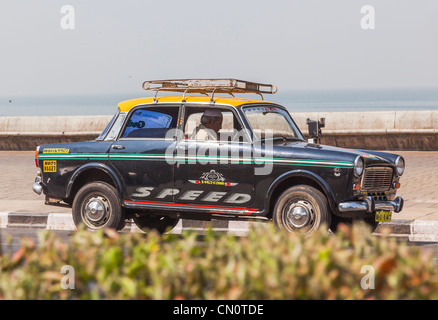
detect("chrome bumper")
(32, 176), (43, 195)
(338, 196), (404, 213)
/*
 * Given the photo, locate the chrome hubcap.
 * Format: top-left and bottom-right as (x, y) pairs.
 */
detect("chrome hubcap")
(285, 200), (315, 230)
(82, 195), (110, 228)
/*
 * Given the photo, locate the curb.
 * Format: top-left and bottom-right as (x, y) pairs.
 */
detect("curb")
(373, 219), (438, 242)
(1, 212), (437, 241)
(0, 212), (253, 237)
(409, 220), (438, 242)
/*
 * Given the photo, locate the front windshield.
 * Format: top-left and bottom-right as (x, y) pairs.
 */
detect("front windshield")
(243, 105), (304, 141)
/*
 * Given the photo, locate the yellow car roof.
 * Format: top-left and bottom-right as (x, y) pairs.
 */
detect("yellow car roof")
(117, 96), (274, 112)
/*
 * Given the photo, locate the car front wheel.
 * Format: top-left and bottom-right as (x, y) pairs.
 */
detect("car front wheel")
(273, 185), (331, 235)
(72, 182), (125, 231)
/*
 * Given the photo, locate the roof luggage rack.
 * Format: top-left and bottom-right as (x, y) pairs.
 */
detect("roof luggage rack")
(142, 78), (277, 103)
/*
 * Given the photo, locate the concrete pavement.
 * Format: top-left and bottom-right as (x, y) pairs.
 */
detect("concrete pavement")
(1, 150), (437, 240)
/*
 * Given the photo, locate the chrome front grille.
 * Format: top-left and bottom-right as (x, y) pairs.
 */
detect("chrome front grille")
(362, 167), (394, 191)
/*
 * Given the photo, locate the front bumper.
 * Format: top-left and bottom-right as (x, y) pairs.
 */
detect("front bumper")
(338, 196), (404, 214)
(32, 176), (43, 195)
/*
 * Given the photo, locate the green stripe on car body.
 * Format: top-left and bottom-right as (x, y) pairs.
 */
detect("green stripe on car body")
(39, 153), (354, 168)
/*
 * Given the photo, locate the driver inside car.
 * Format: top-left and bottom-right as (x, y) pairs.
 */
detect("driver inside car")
(190, 109), (223, 141)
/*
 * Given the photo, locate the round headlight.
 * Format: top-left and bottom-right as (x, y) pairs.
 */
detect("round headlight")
(354, 156), (365, 177)
(395, 156), (405, 176)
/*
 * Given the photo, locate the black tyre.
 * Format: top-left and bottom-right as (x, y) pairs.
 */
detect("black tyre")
(72, 182), (125, 231)
(330, 214), (379, 233)
(133, 214), (179, 234)
(362, 216), (380, 232)
(273, 185), (331, 235)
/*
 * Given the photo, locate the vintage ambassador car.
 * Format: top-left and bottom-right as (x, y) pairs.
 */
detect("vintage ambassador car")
(32, 79), (405, 235)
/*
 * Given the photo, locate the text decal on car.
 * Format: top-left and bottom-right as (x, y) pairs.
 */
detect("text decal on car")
(131, 187), (251, 204)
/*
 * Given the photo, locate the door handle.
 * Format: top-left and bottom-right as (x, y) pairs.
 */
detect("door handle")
(112, 145), (125, 150)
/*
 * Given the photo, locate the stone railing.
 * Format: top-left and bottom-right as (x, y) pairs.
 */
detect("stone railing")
(0, 110), (437, 150)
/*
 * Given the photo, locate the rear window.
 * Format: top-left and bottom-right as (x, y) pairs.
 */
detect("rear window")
(121, 107), (179, 139)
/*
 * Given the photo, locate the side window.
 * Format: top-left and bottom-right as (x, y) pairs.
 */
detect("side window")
(97, 112), (117, 140)
(184, 107), (247, 142)
(106, 113), (127, 141)
(121, 107), (179, 139)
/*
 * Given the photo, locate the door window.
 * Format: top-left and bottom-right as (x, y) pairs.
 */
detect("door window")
(184, 107), (248, 142)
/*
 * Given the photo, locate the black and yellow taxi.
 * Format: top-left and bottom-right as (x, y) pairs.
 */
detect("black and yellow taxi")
(32, 79), (405, 234)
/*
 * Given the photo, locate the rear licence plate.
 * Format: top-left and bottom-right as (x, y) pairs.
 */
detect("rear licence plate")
(375, 210), (392, 222)
(43, 160), (57, 172)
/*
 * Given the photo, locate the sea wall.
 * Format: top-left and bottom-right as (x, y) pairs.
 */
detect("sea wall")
(0, 111), (437, 150)
(0, 115), (111, 150)
(293, 110), (438, 150)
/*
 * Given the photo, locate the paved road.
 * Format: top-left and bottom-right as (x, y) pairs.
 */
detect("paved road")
(1, 150), (437, 221)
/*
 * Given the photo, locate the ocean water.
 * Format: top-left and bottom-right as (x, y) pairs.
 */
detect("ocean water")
(1, 88), (438, 117)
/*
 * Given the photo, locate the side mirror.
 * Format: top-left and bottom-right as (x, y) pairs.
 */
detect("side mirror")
(306, 118), (325, 144)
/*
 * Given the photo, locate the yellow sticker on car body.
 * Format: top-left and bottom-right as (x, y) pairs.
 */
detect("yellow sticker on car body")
(43, 160), (57, 172)
(43, 148), (70, 154)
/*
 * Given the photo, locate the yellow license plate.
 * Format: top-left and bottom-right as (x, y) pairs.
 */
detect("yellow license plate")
(375, 210), (392, 222)
(43, 160), (57, 172)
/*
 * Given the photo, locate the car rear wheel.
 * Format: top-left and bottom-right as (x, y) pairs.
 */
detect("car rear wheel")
(72, 182), (125, 231)
(273, 185), (331, 235)
(133, 214), (179, 234)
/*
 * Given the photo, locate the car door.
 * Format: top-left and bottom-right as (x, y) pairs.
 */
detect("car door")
(173, 105), (256, 215)
(109, 105), (180, 204)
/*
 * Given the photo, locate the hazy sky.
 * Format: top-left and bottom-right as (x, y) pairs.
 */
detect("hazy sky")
(1, 0), (437, 96)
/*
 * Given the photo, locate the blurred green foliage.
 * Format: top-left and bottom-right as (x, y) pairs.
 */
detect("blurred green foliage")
(0, 223), (437, 299)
